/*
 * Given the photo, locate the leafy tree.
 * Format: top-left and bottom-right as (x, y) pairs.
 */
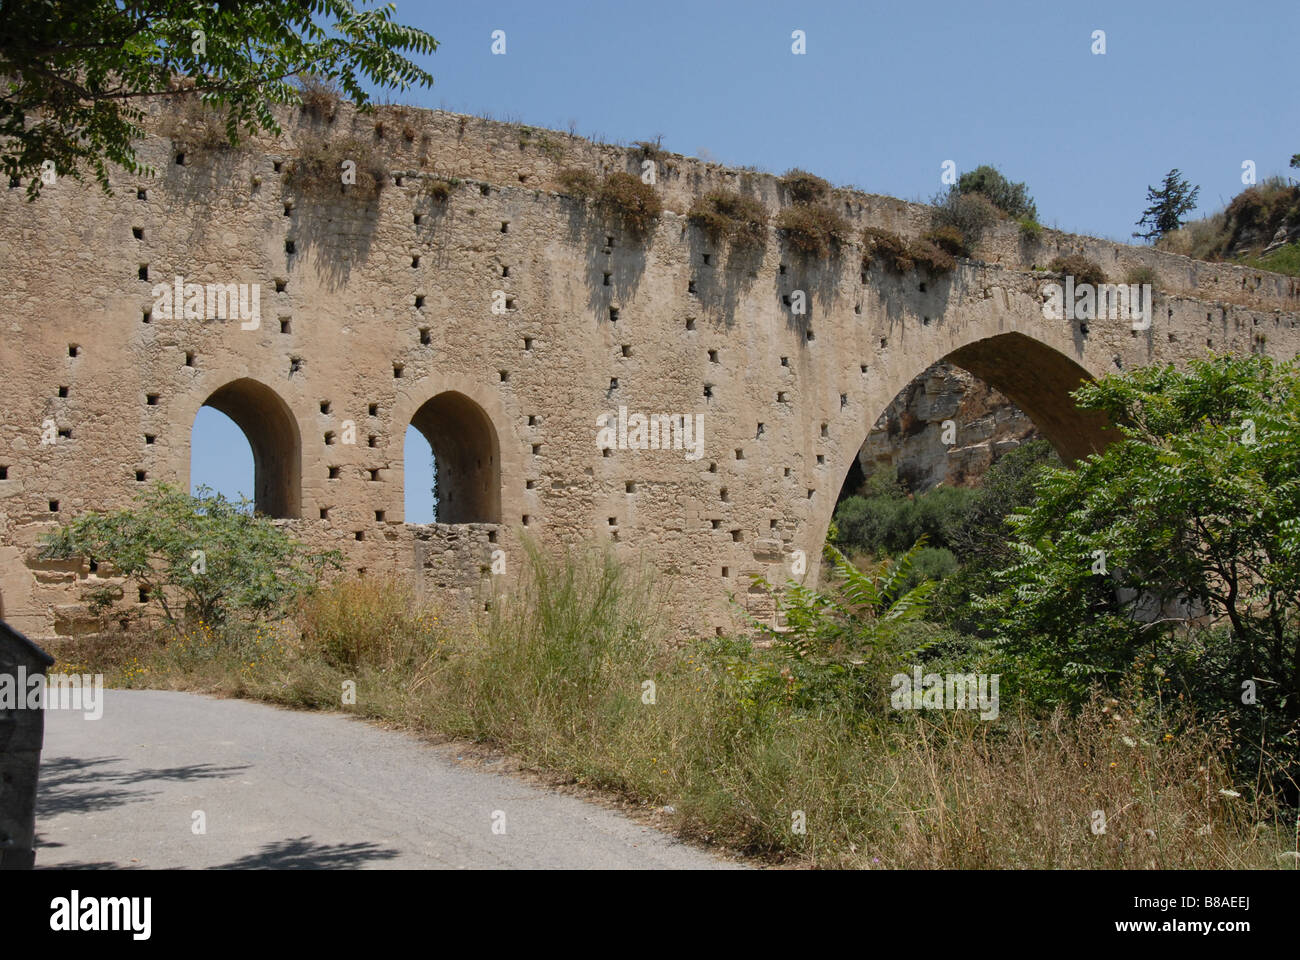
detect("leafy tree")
(1291, 153), (1299, 170)
(1134, 168), (1201, 241)
(977, 355), (1300, 722)
(40, 483), (342, 632)
(953, 164), (1037, 221)
(1, 1), (438, 198)
(748, 543), (942, 714)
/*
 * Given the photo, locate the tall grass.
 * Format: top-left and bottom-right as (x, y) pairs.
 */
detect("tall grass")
(65, 544), (1298, 869)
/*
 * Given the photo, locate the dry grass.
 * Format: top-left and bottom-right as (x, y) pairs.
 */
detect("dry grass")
(687, 190), (769, 249)
(58, 550), (1298, 870)
(284, 134), (387, 200)
(1048, 254), (1107, 287)
(775, 204), (851, 257)
(156, 94), (236, 151)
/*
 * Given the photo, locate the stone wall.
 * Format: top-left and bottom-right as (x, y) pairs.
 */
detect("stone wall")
(1, 99), (1298, 640)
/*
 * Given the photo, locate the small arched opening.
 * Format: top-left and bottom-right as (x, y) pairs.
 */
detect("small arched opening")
(405, 391), (501, 523)
(192, 378), (301, 518)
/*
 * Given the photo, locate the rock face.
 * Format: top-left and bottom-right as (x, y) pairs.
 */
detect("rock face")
(857, 361), (1039, 492)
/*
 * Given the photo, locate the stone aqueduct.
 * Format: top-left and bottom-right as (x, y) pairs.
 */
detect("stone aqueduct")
(2, 101), (1298, 640)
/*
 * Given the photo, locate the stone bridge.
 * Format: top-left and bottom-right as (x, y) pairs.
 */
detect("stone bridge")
(2, 101), (1298, 639)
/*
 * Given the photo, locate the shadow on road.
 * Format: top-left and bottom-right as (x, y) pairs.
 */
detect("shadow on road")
(218, 836), (401, 869)
(36, 754), (252, 817)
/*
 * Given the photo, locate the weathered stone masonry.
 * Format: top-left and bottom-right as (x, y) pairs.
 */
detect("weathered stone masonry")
(1, 101), (1298, 640)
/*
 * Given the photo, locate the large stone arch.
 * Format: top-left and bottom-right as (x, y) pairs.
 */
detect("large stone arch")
(189, 378), (302, 519)
(808, 327), (1115, 580)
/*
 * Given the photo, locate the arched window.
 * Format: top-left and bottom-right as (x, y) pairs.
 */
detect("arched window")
(405, 392), (500, 523)
(192, 378), (301, 518)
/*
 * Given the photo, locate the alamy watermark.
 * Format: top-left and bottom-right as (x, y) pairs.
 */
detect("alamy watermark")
(150, 276), (261, 330)
(890, 666), (1000, 720)
(596, 406), (705, 460)
(1042, 276), (1152, 331)
(0, 667), (104, 719)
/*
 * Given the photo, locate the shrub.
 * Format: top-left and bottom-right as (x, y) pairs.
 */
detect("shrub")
(922, 225), (968, 258)
(632, 137), (665, 164)
(296, 74), (341, 121)
(978, 353), (1300, 744)
(39, 484), (341, 633)
(157, 94), (236, 151)
(909, 238), (956, 274)
(1124, 265), (1157, 286)
(687, 190), (769, 248)
(596, 171), (663, 236)
(1048, 254), (1107, 287)
(954, 164), (1038, 221)
(775, 204), (851, 256)
(557, 166), (598, 198)
(779, 168), (831, 205)
(285, 134), (387, 199)
(421, 179), (452, 203)
(931, 190), (1000, 253)
(1017, 216), (1043, 242)
(861, 226), (913, 272)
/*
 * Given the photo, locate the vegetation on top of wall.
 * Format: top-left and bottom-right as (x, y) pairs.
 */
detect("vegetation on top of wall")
(595, 171), (663, 236)
(557, 167), (663, 236)
(779, 168), (831, 205)
(1124, 265), (1157, 286)
(908, 238), (956, 274)
(861, 227), (912, 272)
(1047, 253), (1107, 287)
(557, 166), (599, 198)
(1017, 216), (1044, 242)
(1159, 175), (1300, 277)
(285, 133), (387, 199)
(687, 190), (769, 248)
(951, 164), (1038, 221)
(156, 94), (239, 152)
(632, 136), (666, 164)
(296, 74), (341, 122)
(775, 203), (851, 257)
(922, 225), (969, 259)
(860, 227), (955, 275)
(930, 190), (1000, 255)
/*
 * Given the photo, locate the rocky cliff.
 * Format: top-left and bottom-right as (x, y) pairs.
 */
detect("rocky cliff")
(856, 363), (1039, 492)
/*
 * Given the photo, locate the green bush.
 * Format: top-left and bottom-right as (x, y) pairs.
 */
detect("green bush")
(834, 483), (977, 556)
(39, 483), (342, 633)
(1017, 216), (1043, 242)
(977, 354), (1300, 768)
(954, 164), (1038, 221)
(930, 190), (1000, 253)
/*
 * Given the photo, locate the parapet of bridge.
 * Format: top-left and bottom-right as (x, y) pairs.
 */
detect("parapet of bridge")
(1, 99), (1297, 640)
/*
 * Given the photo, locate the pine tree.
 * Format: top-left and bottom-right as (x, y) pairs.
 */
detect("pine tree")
(1133, 169), (1201, 241)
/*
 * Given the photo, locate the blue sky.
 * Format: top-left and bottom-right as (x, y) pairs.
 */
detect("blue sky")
(191, 0), (1299, 514)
